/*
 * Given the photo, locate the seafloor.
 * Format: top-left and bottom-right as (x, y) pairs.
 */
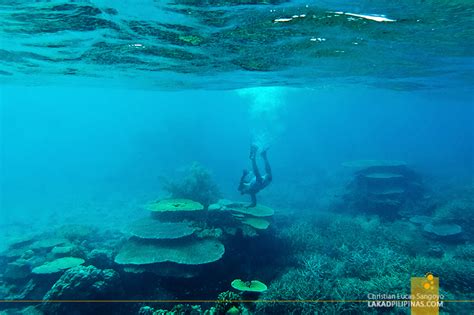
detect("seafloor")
(1, 160), (473, 314)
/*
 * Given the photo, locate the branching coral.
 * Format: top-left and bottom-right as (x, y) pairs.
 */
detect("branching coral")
(162, 162), (221, 207)
(266, 211), (474, 314)
(432, 197), (474, 227)
(214, 291), (242, 314)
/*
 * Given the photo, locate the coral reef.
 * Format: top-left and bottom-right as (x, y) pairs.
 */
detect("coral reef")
(115, 197), (275, 280)
(430, 187), (474, 240)
(342, 160), (424, 219)
(0, 223), (123, 305)
(115, 198), (226, 276)
(0, 177), (472, 315)
(257, 210), (473, 314)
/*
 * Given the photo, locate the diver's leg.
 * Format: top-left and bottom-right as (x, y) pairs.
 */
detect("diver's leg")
(250, 145), (262, 182)
(249, 144), (258, 160)
(261, 149), (272, 181)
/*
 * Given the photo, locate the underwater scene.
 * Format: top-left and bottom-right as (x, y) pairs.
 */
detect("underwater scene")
(0, 0), (473, 314)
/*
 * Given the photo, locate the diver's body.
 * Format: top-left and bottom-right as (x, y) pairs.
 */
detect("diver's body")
(238, 145), (272, 207)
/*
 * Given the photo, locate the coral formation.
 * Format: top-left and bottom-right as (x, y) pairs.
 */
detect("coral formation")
(215, 291), (242, 314)
(51, 245), (75, 257)
(32, 257), (85, 275)
(42, 265), (121, 313)
(239, 217), (270, 230)
(145, 199), (205, 213)
(209, 200), (275, 235)
(162, 162), (221, 207)
(1, 173), (472, 315)
(127, 217), (198, 240)
(431, 190), (473, 238)
(220, 202), (275, 217)
(116, 197), (227, 275)
(30, 238), (69, 250)
(86, 249), (114, 269)
(115, 237), (225, 265)
(231, 279), (267, 293)
(423, 223), (463, 237)
(4, 261), (30, 280)
(343, 160), (424, 219)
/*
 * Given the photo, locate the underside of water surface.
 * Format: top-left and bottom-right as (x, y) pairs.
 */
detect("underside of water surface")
(1, 0), (473, 90)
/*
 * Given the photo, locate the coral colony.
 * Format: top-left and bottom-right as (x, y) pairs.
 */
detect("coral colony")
(1, 161), (472, 314)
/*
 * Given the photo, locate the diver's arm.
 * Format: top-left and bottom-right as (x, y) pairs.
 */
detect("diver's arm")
(238, 170), (248, 192)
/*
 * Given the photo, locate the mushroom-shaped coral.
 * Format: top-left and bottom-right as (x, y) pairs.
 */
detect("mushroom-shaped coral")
(364, 173), (404, 179)
(343, 159), (423, 219)
(32, 257), (85, 274)
(342, 159), (407, 169)
(146, 199), (205, 221)
(127, 217), (197, 240)
(114, 237), (225, 265)
(51, 245), (76, 257)
(423, 223), (463, 237)
(408, 215), (432, 225)
(240, 217), (270, 230)
(30, 238), (69, 250)
(231, 279), (267, 293)
(145, 199), (204, 213)
(224, 203), (275, 217)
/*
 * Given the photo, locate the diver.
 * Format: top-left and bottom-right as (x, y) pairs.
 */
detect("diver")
(238, 144), (273, 207)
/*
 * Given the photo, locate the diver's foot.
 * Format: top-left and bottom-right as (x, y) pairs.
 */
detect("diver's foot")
(249, 144), (258, 160)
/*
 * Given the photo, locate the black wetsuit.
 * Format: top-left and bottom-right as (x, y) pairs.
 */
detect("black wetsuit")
(238, 151), (272, 207)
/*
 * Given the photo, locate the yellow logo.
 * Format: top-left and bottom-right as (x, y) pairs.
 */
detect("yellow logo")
(411, 273), (440, 315)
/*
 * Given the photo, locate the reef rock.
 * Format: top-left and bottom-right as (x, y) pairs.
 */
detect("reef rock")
(42, 265), (121, 313)
(4, 260), (31, 280)
(86, 249), (114, 269)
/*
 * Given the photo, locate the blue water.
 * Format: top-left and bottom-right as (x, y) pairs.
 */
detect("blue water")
(2, 86), (472, 224)
(0, 0), (473, 314)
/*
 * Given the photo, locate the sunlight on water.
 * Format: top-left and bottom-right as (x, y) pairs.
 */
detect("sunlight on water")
(237, 86), (287, 147)
(0, 0), (472, 89)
